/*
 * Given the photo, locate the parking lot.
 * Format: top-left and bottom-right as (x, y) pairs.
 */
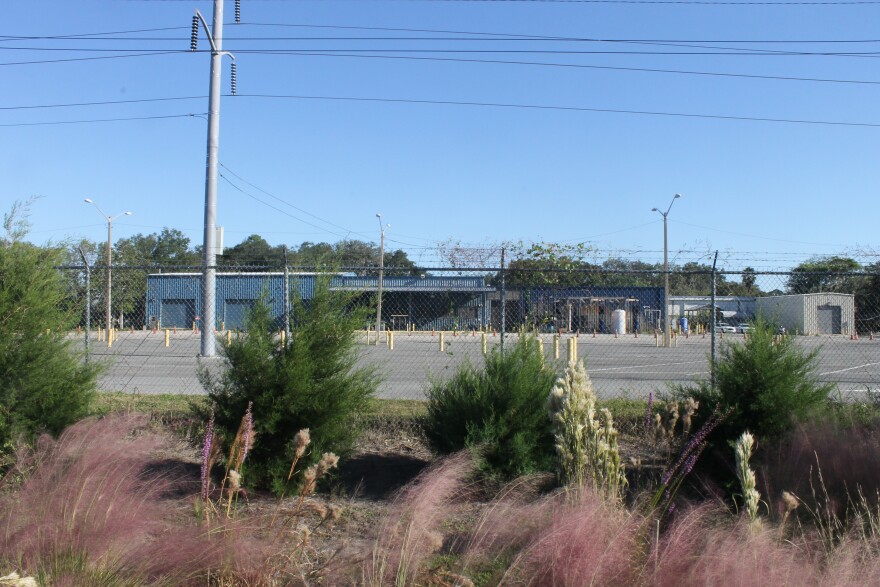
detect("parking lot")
(79, 330), (880, 401)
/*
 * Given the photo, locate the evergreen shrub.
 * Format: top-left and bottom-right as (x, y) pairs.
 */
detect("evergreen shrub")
(200, 275), (379, 494)
(675, 316), (833, 446)
(0, 241), (99, 451)
(423, 335), (558, 480)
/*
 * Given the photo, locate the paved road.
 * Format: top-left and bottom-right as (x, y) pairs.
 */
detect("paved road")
(79, 331), (880, 401)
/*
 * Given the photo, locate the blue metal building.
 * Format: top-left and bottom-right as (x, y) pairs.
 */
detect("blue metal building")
(145, 272), (494, 330)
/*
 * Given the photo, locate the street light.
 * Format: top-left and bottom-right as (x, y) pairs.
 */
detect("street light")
(652, 193), (681, 348)
(375, 214), (390, 343)
(84, 199), (132, 346)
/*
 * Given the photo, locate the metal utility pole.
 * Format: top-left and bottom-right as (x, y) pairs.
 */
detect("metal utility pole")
(192, 0), (237, 357)
(84, 199), (131, 347)
(375, 214), (389, 342)
(652, 193), (681, 348)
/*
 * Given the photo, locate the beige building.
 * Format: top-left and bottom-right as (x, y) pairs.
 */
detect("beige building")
(755, 293), (855, 335)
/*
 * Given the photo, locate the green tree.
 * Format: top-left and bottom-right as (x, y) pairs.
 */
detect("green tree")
(220, 234), (283, 266)
(199, 275), (379, 494)
(0, 204), (100, 450)
(787, 256), (862, 294)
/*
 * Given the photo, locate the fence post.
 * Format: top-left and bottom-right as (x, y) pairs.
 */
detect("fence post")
(77, 248), (91, 361)
(710, 251), (718, 391)
(500, 246), (506, 353)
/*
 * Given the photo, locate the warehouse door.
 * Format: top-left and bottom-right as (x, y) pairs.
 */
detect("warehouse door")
(161, 299), (194, 328)
(224, 299), (257, 330)
(817, 305), (842, 334)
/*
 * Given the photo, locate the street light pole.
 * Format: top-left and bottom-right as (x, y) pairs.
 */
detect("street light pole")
(375, 214), (389, 344)
(652, 194), (681, 348)
(84, 199), (131, 346)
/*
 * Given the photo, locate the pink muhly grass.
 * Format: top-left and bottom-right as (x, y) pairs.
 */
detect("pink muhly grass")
(361, 451), (473, 586)
(0, 413), (267, 584)
(652, 503), (817, 587)
(760, 418), (880, 522)
(497, 489), (644, 587)
(201, 410), (215, 501)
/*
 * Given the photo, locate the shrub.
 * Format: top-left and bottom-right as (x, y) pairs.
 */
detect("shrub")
(423, 335), (558, 480)
(675, 316), (833, 447)
(200, 274), (379, 495)
(0, 236), (99, 452)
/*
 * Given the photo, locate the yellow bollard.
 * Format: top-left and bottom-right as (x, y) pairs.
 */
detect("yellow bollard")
(165, 329), (170, 347)
(227, 330), (232, 346)
(439, 332), (445, 352)
(554, 335), (560, 360)
(481, 332), (488, 355)
(567, 337), (577, 363)
(389, 330), (394, 350)
(281, 329), (286, 347)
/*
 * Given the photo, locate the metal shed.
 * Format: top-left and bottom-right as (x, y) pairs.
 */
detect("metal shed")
(755, 292), (856, 335)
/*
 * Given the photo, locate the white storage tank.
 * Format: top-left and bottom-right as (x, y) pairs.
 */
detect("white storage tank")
(611, 309), (627, 335)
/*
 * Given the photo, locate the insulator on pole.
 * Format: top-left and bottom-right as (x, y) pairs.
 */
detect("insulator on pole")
(190, 15), (199, 51)
(235, 0), (241, 23)
(230, 62), (237, 95)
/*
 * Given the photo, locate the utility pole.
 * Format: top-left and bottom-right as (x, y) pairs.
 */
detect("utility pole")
(652, 194), (681, 348)
(375, 214), (389, 343)
(191, 0), (238, 357)
(84, 199), (131, 347)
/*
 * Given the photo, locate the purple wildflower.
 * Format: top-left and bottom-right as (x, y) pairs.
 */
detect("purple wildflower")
(682, 449), (702, 476)
(201, 410), (215, 500)
(659, 405), (731, 487)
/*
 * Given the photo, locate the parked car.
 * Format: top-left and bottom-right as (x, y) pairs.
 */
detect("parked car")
(715, 322), (737, 333)
(736, 324), (753, 334)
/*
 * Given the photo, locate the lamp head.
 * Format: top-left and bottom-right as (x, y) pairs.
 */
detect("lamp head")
(651, 208), (659, 212)
(84, 198), (93, 204)
(674, 193), (681, 199)
(124, 212), (132, 216)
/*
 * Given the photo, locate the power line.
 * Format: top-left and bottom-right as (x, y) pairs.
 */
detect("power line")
(0, 51), (185, 67)
(8, 46), (879, 56)
(219, 173), (354, 240)
(0, 112), (207, 127)
(273, 50), (880, 85)
(235, 93), (880, 127)
(219, 163), (363, 236)
(0, 96), (206, 111)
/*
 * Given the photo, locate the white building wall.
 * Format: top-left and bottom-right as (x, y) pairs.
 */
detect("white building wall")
(755, 295), (806, 333)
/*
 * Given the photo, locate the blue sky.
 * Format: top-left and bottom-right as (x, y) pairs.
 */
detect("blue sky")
(4, 0), (879, 270)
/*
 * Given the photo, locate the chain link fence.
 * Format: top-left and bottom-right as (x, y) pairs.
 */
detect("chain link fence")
(57, 263), (880, 401)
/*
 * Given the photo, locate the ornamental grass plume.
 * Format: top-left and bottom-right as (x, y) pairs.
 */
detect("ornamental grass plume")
(0, 572), (37, 587)
(733, 431), (762, 528)
(547, 359), (626, 501)
(0, 414), (267, 584)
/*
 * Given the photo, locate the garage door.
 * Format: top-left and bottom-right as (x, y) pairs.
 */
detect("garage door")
(161, 299), (194, 328)
(817, 305), (842, 334)
(223, 299), (257, 330)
